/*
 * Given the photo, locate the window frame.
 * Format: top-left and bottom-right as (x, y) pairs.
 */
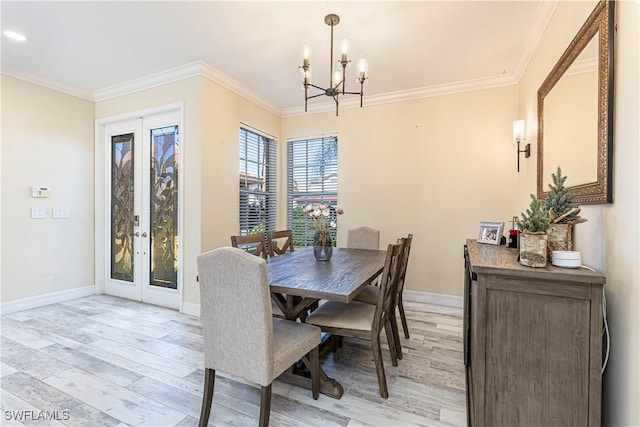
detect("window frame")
(287, 135), (339, 247)
(238, 126), (277, 236)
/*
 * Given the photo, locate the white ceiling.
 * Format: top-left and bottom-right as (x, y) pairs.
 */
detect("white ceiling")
(1, 1), (557, 115)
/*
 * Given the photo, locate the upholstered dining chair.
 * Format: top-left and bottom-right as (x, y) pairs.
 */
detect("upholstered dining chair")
(354, 234), (413, 359)
(197, 247), (321, 427)
(267, 229), (294, 257)
(305, 241), (404, 398)
(230, 232), (268, 259)
(346, 226), (380, 250)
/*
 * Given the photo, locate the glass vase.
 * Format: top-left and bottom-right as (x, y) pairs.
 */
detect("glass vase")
(313, 230), (333, 261)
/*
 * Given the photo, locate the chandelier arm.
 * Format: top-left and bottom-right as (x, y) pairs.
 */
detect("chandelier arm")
(306, 93), (327, 100)
(340, 91), (362, 95)
(306, 83), (326, 91)
(333, 95), (339, 116)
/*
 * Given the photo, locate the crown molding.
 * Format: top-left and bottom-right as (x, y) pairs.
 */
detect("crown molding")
(198, 62), (281, 116)
(92, 62), (202, 102)
(513, 0), (559, 81)
(1, 65), (94, 101)
(281, 73), (518, 117)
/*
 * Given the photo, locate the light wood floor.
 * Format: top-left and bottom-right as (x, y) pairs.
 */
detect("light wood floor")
(0, 295), (466, 426)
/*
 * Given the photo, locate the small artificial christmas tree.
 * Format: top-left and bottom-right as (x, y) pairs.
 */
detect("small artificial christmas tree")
(544, 166), (586, 224)
(518, 194), (550, 267)
(518, 194), (550, 234)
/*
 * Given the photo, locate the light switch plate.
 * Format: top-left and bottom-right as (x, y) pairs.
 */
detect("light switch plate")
(53, 208), (71, 219)
(31, 207), (47, 219)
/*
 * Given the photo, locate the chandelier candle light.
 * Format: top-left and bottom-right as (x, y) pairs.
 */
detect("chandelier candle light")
(300, 14), (368, 116)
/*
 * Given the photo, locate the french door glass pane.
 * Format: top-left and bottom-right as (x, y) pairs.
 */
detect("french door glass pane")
(111, 133), (135, 282)
(150, 125), (179, 289)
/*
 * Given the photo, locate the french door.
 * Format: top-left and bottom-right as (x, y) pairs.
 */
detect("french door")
(103, 110), (181, 309)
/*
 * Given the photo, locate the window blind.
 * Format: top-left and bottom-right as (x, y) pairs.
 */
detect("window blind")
(287, 135), (338, 246)
(238, 127), (277, 235)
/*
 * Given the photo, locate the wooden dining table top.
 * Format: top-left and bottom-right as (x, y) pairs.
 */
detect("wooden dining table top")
(266, 246), (387, 303)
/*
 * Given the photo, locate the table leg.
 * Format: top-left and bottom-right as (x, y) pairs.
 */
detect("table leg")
(277, 359), (344, 399)
(272, 295), (344, 399)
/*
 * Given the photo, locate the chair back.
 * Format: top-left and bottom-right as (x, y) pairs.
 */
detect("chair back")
(395, 234), (413, 300)
(373, 241), (404, 331)
(197, 247), (274, 385)
(230, 232), (267, 259)
(346, 226), (380, 250)
(268, 230), (294, 257)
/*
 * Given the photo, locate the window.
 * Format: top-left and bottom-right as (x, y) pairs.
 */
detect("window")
(238, 127), (277, 235)
(287, 135), (338, 246)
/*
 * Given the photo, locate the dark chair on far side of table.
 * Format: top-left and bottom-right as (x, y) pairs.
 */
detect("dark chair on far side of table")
(230, 232), (268, 259)
(267, 229), (294, 257)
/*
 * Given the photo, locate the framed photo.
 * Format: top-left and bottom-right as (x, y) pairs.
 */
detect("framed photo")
(477, 221), (504, 245)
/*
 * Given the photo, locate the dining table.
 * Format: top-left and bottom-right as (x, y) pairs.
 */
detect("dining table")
(266, 246), (387, 399)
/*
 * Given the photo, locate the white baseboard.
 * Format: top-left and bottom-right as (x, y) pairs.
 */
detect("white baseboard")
(403, 290), (463, 308)
(181, 301), (201, 318)
(1, 285), (96, 315)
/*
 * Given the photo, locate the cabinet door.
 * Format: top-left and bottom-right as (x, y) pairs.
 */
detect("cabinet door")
(484, 281), (591, 426)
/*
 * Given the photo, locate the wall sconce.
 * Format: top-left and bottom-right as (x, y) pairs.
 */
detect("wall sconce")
(513, 119), (530, 172)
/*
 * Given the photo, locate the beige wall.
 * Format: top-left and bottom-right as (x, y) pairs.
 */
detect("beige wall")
(283, 85), (519, 297)
(517, 1), (640, 425)
(199, 77), (281, 304)
(1, 75), (95, 302)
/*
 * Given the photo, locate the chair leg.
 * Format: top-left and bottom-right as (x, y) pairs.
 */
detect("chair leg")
(385, 320), (398, 367)
(310, 346), (320, 400)
(389, 311), (403, 360)
(371, 333), (389, 398)
(398, 299), (410, 339)
(259, 384), (272, 427)
(198, 368), (215, 427)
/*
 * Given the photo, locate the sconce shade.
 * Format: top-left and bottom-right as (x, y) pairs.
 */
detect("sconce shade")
(513, 120), (525, 144)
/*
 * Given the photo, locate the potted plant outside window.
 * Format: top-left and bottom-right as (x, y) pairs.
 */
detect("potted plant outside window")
(518, 194), (550, 267)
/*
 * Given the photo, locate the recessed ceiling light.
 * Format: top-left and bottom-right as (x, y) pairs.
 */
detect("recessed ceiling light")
(3, 30), (28, 42)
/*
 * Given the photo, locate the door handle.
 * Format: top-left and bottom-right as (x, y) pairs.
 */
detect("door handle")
(141, 232), (148, 238)
(134, 232), (148, 237)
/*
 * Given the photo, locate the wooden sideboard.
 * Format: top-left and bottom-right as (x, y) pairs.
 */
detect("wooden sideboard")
(463, 239), (605, 427)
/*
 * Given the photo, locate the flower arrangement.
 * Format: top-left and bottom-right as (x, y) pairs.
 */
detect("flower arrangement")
(301, 204), (344, 233)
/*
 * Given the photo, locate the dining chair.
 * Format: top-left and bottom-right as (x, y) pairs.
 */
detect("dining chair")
(230, 232), (268, 259)
(267, 229), (294, 257)
(231, 232), (284, 318)
(354, 234), (413, 359)
(346, 226), (380, 250)
(304, 241), (404, 398)
(196, 247), (321, 427)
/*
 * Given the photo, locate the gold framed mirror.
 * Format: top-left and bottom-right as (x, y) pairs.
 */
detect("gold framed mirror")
(537, 0), (614, 204)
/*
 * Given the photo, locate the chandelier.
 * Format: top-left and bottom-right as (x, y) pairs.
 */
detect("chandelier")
(299, 14), (368, 116)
